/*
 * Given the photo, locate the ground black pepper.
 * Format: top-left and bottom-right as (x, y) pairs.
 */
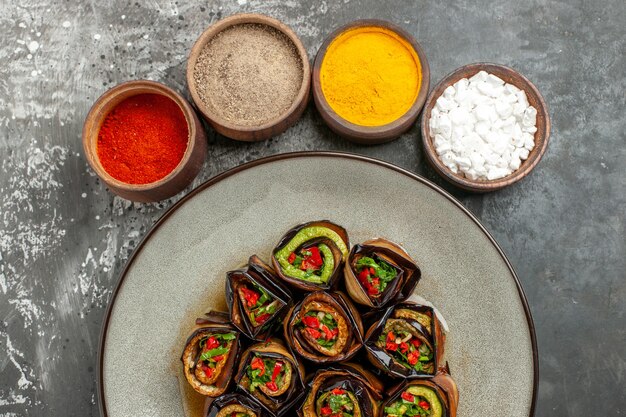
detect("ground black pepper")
(193, 23), (304, 126)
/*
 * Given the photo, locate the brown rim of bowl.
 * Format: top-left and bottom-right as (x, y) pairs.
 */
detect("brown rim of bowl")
(312, 19), (430, 144)
(186, 13), (311, 141)
(420, 63), (551, 192)
(82, 80), (202, 192)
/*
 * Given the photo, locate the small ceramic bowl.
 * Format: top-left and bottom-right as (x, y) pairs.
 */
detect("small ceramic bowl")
(312, 19), (430, 144)
(186, 13), (311, 142)
(82, 80), (207, 202)
(421, 63), (550, 192)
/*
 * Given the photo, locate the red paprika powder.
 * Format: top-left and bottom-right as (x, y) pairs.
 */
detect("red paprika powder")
(97, 93), (189, 184)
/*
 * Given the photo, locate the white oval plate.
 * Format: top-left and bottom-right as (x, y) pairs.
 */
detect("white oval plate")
(99, 152), (537, 417)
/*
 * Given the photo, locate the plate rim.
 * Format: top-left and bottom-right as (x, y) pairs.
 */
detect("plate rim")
(97, 150), (538, 417)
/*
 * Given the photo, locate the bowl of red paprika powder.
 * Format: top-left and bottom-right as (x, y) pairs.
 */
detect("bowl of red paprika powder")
(83, 80), (207, 202)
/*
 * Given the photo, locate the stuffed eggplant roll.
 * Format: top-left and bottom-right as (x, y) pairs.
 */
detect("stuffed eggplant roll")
(226, 255), (292, 340)
(236, 339), (306, 416)
(364, 302), (445, 378)
(299, 363), (383, 417)
(284, 291), (362, 363)
(382, 366), (458, 417)
(272, 221), (349, 292)
(344, 238), (420, 308)
(204, 393), (265, 417)
(181, 312), (241, 396)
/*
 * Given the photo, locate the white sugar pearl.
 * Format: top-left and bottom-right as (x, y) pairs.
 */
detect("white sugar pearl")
(455, 157), (472, 171)
(477, 81), (494, 97)
(496, 157), (509, 168)
(487, 168), (505, 180)
(512, 124), (523, 141)
(492, 139), (508, 155)
(449, 107), (470, 125)
(502, 92), (518, 104)
(433, 134), (447, 149)
(438, 114), (452, 139)
(441, 152), (455, 166)
(430, 116), (439, 134)
(436, 96), (453, 112)
(512, 102), (526, 118)
(475, 121), (490, 138)
(519, 148), (530, 160)
(474, 104), (494, 121)
(495, 100), (513, 118)
(455, 79), (469, 102)
(505, 83), (521, 95)
(516, 90), (529, 107)
(486, 73), (505, 87)
(512, 131), (525, 147)
(443, 85), (456, 99)
(465, 169), (479, 180)
(509, 157), (522, 170)
(451, 126), (465, 142)
(470, 152), (485, 168)
(489, 85), (505, 98)
(524, 136), (535, 151)
(522, 106), (537, 127)
(469, 70), (488, 83)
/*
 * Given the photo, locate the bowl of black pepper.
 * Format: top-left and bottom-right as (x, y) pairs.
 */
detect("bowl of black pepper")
(187, 13), (311, 142)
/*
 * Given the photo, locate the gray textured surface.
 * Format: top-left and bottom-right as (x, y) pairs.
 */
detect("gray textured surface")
(103, 156), (533, 417)
(0, 0), (624, 416)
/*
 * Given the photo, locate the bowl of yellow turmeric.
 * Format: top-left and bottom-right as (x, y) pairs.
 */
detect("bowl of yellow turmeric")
(313, 20), (429, 144)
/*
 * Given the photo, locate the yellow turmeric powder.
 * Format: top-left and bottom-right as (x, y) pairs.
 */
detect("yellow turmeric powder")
(320, 26), (422, 127)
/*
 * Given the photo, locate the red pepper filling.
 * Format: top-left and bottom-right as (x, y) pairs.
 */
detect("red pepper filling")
(318, 386), (355, 417)
(299, 310), (339, 349)
(246, 355), (287, 393)
(197, 333), (235, 379)
(354, 256), (397, 298)
(288, 246), (324, 271)
(385, 390), (432, 416)
(240, 286), (260, 307)
(239, 283), (277, 328)
(379, 330), (433, 372)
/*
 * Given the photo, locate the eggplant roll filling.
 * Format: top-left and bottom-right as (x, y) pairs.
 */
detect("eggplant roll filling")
(384, 386), (443, 417)
(238, 282), (279, 327)
(193, 332), (237, 384)
(296, 301), (348, 356)
(205, 393), (263, 417)
(281, 244), (334, 284)
(315, 387), (359, 417)
(215, 405), (257, 417)
(300, 364), (382, 417)
(353, 255), (399, 298)
(377, 310), (434, 374)
(182, 328), (238, 396)
(242, 354), (293, 396)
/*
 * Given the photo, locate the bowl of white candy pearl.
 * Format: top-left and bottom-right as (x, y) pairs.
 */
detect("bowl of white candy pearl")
(421, 63), (550, 192)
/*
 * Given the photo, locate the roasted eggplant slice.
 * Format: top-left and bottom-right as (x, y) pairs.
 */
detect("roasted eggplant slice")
(382, 365), (459, 417)
(235, 338), (306, 416)
(364, 302), (445, 378)
(298, 363), (384, 417)
(204, 393), (265, 417)
(344, 238), (420, 308)
(226, 255), (292, 341)
(271, 221), (349, 292)
(181, 312), (241, 396)
(284, 291), (363, 363)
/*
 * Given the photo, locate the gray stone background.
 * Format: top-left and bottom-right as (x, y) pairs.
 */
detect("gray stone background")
(0, 0), (624, 416)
